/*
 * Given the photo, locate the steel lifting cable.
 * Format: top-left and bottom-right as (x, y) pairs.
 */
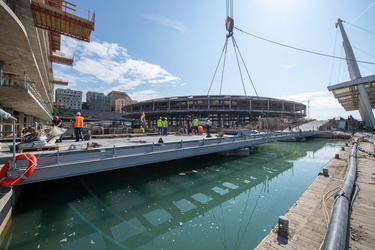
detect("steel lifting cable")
(328, 28), (339, 86)
(226, 0), (233, 18)
(231, 37), (247, 97)
(220, 39), (229, 95)
(234, 26), (375, 66)
(207, 38), (229, 96)
(346, 21), (375, 37)
(231, 36), (259, 97)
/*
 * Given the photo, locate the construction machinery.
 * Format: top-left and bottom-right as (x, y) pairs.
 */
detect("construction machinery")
(131, 112), (147, 133)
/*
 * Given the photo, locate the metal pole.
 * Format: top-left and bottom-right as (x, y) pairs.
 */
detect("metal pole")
(11, 120), (17, 170)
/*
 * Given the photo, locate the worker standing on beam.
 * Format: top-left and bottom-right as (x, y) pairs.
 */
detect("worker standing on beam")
(193, 117), (199, 135)
(162, 117), (168, 136)
(73, 112), (84, 142)
(157, 117), (163, 135)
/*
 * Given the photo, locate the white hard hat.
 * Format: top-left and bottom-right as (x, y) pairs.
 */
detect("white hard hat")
(77, 112), (81, 116)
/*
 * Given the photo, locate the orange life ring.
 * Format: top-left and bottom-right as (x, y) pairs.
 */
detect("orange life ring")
(0, 153), (37, 187)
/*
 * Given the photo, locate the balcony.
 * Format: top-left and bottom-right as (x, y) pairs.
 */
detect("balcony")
(0, 70), (52, 120)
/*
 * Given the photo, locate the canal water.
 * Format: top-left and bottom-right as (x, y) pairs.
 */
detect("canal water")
(0, 139), (345, 250)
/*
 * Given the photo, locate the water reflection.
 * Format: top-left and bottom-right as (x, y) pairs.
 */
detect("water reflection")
(0, 139), (345, 249)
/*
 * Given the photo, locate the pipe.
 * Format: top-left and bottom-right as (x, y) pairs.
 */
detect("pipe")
(322, 139), (358, 250)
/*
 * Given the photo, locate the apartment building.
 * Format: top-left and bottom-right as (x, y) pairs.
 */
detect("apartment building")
(115, 98), (138, 113)
(55, 88), (83, 109)
(86, 91), (112, 112)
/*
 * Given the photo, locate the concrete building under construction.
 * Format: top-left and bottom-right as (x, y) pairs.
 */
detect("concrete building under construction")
(122, 95), (306, 128)
(0, 0), (95, 137)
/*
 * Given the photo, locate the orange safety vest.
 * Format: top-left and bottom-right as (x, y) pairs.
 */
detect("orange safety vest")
(74, 116), (84, 128)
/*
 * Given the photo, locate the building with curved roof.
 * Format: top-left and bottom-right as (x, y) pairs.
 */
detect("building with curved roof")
(123, 95), (306, 128)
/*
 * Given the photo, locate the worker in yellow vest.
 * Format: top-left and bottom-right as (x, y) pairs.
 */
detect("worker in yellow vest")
(193, 117), (199, 135)
(157, 117), (163, 135)
(162, 117), (168, 136)
(73, 112), (84, 141)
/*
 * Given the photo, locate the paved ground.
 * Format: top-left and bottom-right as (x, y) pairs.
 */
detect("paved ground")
(255, 132), (375, 249)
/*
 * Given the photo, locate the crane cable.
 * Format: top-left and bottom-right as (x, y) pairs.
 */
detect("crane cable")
(208, 0), (271, 130)
(234, 26), (375, 66)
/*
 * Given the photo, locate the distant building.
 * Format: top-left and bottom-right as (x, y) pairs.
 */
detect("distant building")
(115, 99), (138, 113)
(86, 91), (112, 112)
(55, 88), (83, 109)
(108, 91), (132, 110)
(123, 95), (306, 128)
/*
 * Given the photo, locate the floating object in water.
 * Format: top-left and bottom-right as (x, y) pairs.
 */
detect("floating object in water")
(178, 170), (198, 176)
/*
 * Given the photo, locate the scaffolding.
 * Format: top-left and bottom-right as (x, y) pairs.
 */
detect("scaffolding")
(50, 52), (74, 65)
(31, 0), (95, 42)
(52, 78), (68, 86)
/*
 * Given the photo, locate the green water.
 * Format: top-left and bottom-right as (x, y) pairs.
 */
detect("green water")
(0, 139), (345, 250)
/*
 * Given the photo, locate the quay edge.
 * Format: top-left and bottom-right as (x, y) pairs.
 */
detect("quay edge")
(255, 132), (375, 250)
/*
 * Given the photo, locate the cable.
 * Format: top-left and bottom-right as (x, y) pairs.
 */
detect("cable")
(207, 38), (229, 96)
(329, 28), (339, 86)
(234, 26), (375, 66)
(232, 36), (258, 97)
(351, 2), (375, 24)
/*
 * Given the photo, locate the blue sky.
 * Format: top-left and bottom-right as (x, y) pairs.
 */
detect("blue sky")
(54, 0), (375, 120)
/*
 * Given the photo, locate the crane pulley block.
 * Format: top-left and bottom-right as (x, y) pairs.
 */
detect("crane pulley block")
(225, 16), (234, 37)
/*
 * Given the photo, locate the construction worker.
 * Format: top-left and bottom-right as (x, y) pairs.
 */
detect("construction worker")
(162, 117), (168, 136)
(73, 112), (84, 141)
(206, 118), (212, 137)
(0, 108), (17, 122)
(52, 116), (64, 143)
(187, 115), (192, 135)
(157, 117), (163, 135)
(193, 117), (199, 135)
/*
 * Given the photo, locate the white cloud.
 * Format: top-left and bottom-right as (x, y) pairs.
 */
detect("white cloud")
(128, 89), (160, 101)
(278, 91), (361, 120)
(54, 39), (183, 92)
(143, 14), (187, 33)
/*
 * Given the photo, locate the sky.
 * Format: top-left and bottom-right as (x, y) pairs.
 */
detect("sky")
(54, 0), (375, 120)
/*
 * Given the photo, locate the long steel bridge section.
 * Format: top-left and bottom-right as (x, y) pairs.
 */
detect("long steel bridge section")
(3, 131), (320, 185)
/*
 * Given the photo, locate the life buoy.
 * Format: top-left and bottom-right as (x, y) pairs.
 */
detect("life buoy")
(0, 153), (37, 187)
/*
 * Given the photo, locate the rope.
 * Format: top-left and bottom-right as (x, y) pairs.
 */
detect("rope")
(234, 26), (375, 66)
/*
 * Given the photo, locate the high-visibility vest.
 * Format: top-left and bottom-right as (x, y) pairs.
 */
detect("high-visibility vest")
(162, 120), (168, 128)
(157, 119), (162, 127)
(74, 116), (84, 128)
(193, 119), (199, 126)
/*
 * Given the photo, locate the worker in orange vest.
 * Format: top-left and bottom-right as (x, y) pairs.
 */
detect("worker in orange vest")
(73, 112), (84, 141)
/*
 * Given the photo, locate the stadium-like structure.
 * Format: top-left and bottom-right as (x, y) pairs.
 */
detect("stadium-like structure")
(122, 95), (306, 129)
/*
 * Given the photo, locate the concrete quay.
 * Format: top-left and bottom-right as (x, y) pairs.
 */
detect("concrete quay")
(255, 132), (375, 250)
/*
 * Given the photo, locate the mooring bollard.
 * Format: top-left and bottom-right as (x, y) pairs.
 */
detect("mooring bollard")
(335, 154), (340, 159)
(323, 168), (329, 177)
(278, 216), (289, 236)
